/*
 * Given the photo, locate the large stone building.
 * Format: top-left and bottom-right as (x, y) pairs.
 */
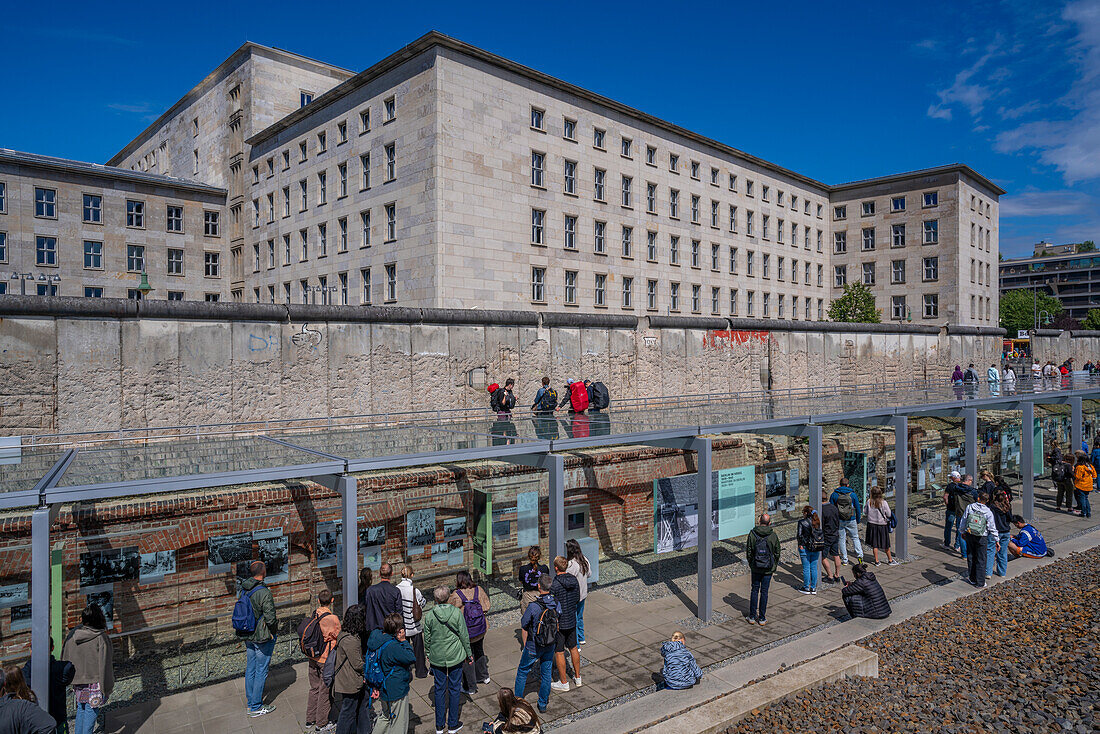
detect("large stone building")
(1, 32), (1002, 324)
(1000, 241), (1100, 321)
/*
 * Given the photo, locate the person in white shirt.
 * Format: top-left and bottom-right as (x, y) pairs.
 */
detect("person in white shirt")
(1031, 360), (1042, 391)
(564, 539), (591, 645)
(396, 566), (428, 678)
(987, 364), (1000, 396)
(961, 491), (998, 588)
(1003, 365), (1017, 394)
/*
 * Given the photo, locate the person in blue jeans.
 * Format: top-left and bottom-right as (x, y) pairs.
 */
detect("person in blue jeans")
(513, 576), (560, 713)
(236, 561), (278, 718)
(829, 479), (863, 565)
(795, 506), (821, 594)
(989, 490), (1013, 577)
(423, 586), (471, 734)
(942, 471), (962, 549)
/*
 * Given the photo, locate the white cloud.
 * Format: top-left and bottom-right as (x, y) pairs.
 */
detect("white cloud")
(926, 34), (1003, 121)
(1000, 189), (1095, 217)
(998, 101), (1040, 119)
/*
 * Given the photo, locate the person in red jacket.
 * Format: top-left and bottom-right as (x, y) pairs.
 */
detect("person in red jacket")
(557, 379), (589, 413)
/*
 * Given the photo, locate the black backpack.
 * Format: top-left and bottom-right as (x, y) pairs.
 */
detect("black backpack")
(751, 532), (774, 570)
(537, 387), (558, 412)
(297, 610), (332, 661)
(531, 598), (559, 648)
(1052, 462), (1069, 483)
(809, 526), (825, 552)
(590, 381), (610, 410)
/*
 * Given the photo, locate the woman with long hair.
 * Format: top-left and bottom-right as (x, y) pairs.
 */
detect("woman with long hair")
(989, 489), (1014, 578)
(795, 506), (822, 595)
(565, 539), (591, 644)
(331, 604), (371, 734)
(1, 664), (36, 702)
(61, 604), (114, 734)
(864, 487), (896, 566)
(491, 687), (541, 733)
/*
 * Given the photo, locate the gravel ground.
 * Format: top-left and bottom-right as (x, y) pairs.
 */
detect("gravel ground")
(731, 546), (1100, 734)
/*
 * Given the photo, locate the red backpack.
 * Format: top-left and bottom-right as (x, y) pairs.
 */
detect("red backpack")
(569, 382), (589, 412)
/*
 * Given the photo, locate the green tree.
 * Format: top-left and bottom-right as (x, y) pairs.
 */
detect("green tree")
(828, 282), (881, 323)
(1078, 240), (1097, 253)
(999, 289), (1063, 333)
(1082, 308), (1100, 330)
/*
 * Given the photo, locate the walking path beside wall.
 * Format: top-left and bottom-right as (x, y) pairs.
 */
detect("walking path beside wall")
(0, 296), (1004, 435)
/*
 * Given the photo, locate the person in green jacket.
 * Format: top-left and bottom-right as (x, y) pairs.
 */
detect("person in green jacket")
(745, 514), (781, 626)
(236, 561), (278, 717)
(367, 612), (417, 734)
(423, 586), (472, 734)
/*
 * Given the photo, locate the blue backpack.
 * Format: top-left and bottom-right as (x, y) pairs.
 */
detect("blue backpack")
(364, 639), (395, 694)
(232, 584), (264, 634)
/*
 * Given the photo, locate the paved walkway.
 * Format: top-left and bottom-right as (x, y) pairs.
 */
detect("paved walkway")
(101, 487), (1097, 734)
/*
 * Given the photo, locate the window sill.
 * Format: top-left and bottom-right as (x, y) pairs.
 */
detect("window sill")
(384, 178), (396, 185)
(530, 126), (546, 134)
(594, 198), (606, 204)
(531, 185), (547, 191)
(383, 118), (396, 126)
(563, 191), (578, 198)
(622, 255), (634, 261)
(593, 304), (608, 309)
(593, 146), (606, 153)
(564, 137), (577, 144)
(621, 154), (632, 161)
(594, 251), (608, 257)
(384, 239), (396, 245)
(564, 302), (579, 308)
(530, 242), (547, 248)
(646, 162), (657, 168)
(82, 220), (103, 226)
(621, 205), (633, 211)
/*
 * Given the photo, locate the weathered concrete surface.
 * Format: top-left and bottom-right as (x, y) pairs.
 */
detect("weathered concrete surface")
(0, 310), (1002, 435)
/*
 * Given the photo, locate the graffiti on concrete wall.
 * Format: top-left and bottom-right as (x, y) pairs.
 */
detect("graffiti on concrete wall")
(703, 330), (770, 349)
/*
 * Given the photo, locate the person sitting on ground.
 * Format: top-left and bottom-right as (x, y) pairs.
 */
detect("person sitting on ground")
(1009, 515), (1053, 559)
(841, 563), (891, 620)
(0, 666), (57, 734)
(659, 631), (703, 690)
(488, 687), (541, 733)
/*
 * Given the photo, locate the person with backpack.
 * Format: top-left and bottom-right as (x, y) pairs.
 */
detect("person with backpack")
(365, 612), (416, 734)
(557, 379), (589, 414)
(490, 379), (517, 415)
(961, 490), (998, 587)
(518, 547), (549, 647)
(423, 585), (472, 734)
(549, 556), (581, 691)
(841, 563), (891, 620)
(819, 490), (843, 585)
(234, 560), (277, 718)
(61, 605), (114, 734)
(962, 363), (980, 397)
(745, 514), (780, 626)
(943, 472), (975, 556)
(331, 604), (372, 734)
(300, 589), (341, 733)
(449, 570), (492, 693)
(513, 575), (560, 714)
(864, 487), (897, 567)
(1073, 450), (1095, 518)
(795, 506), (824, 595)
(564, 539), (591, 644)
(829, 478), (863, 566)
(396, 566), (428, 679)
(1053, 453), (1075, 512)
(583, 380), (610, 412)
(531, 377), (558, 416)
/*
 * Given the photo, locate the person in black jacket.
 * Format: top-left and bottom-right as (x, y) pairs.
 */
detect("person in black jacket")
(360, 563), (403, 634)
(549, 556), (581, 691)
(820, 491), (842, 585)
(21, 639), (74, 731)
(0, 667), (56, 734)
(841, 564), (891, 620)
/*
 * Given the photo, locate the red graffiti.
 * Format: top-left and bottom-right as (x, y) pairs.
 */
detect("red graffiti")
(703, 330), (771, 348)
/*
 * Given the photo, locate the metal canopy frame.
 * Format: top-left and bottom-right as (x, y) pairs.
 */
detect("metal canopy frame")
(14, 380), (1100, 709)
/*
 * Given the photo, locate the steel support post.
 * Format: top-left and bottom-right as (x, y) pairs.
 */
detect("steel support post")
(337, 475), (359, 608)
(1022, 402), (1035, 522)
(1071, 396), (1083, 453)
(31, 505), (52, 711)
(694, 437), (713, 622)
(892, 416), (910, 560)
(964, 408), (978, 480)
(807, 425), (823, 515)
(547, 454), (566, 562)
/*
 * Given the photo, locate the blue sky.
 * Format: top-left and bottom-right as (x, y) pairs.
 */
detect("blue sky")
(4, 0), (1098, 257)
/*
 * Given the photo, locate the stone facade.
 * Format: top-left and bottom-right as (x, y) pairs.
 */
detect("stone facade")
(0, 150), (226, 300)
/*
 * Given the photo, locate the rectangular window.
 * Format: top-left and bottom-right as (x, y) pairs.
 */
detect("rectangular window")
(623, 277), (633, 308)
(729, 205), (737, 233)
(361, 268), (371, 304)
(670, 235), (679, 265)
(531, 209), (545, 244)
(746, 210), (754, 237)
(791, 258), (798, 282)
(762, 253), (770, 278)
(299, 180), (308, 211)
(338, 121), (348, 144)
(711, 200), (720, 228)
(777, 255), (785, 280)
(531, 151), (545, 187)
(385, 143), (396, 181)
(690, 161), (700, 179)
(0, 182), (5, 212)
(690, 239), (700, 268)
(691, 284), (701, 312)
(203, 252), (220, 278)
(530, 106), (545, 130)
(564, 270), (577, 304)
(361, 153), (371, 190)
(891, 260), (906, 284)
(318, 172), (327, 204)
(730, 246), (738, 274)
(594, 168), (606, 201)
(299, 141), (308, 162)
(204, 211), (220, 237)
(621, 175), (632, 207)
(834, 205), (847, 220)
(892, 196), (906, 212)
(35, 188), (56, 218)
(670, 282), (680, 311)
(34, 236), (57, 266)
(317, 131), (327, 153)
(301, 91), (313, 107)
(892, 223), (905, 248)
(646, 182), (657, 212)
(923, 191), (938, 207)
(126, 200), (145, 228)
(817, 229), (823, 252)
(284, 235), (292, 265)
(670, 189), (679, 218)
(804, 261), (811, 285)
(861, 201), (875, 216)
(360, 210), (371, 247)
(385, 203), (396, 241)
(384, 96), (396, 121)
(83, 194), (102, 223)
(777, 190), (784, 207)
(729, 173), (737, 191)
(892, 295), (907, 320)
(646, 279), (658, 310)
(268, 239), (276, 268)
(817, 264), (823, 287)
(762, 215), (769, 240)
(127, 244), (145, 272)
(594, 274), (606, 306)
(594, 221), (606, 254)
(762, 185), (770, 202)
(747, 290), (755, 316)
(532, 266), (546, 302)
(711, 243), (720, 271)
(338, 163), (348, 197)
(778, 294), (785, 318)
(711, 167), (720, 186)
(266, 193), (275, 223)
(711, 286), (720, 314)
(762, 292), (770, 317)
(621, 226), (632, 258)
(833, 231), (848, 254)
(282, 150), (290, 169)
(300, 229), (308, 260)
(923, 220), (939, 243)
(564, 160), (576, 194)
(281, 186), (290, 218)
(834, 265), (847, 287)
(647, 231), (657, 261)
(691, 195), (700, 223)
(84, 287), (103, 298)
(252, 243), (261, 272)
(318, 223), (328, 257)
(861, 227), (875, 250)
(923, 256), (939, 281)
(563, 118), (576, 140)
(746, 251), (754, 276)
(564, 215), (576, 249)
(385, 263), (397, 301)
(862, 262), (875, 285)
(166, 205), (184, 232)
(923, 293), (938, 318)
(777, 218), (785, 243)
(746, 180), (754, 197)
(338, 217), (348, 252)
(83, 240), (102, 269)
(621, 137), (632, 158)
(729, 288), (738, 315)
(593, 128), (605, 149)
